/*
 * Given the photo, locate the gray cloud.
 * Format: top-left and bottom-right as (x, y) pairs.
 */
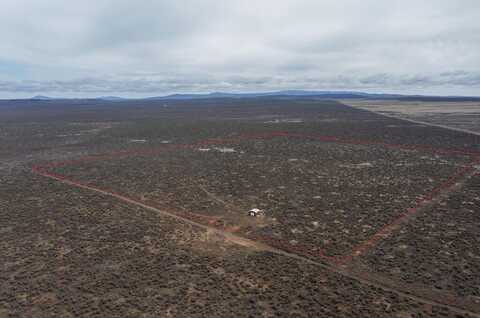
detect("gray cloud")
(2, 71), (480, 98)
(1, 0), (480, 97)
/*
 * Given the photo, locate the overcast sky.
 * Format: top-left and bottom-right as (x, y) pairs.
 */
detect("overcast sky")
(1, 0), (480, 98)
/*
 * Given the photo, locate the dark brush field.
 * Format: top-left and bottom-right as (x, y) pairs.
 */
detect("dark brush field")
(1, 97), (480, 317)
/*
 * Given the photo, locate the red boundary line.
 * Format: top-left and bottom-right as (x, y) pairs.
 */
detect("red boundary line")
(31, 132), (480, 265)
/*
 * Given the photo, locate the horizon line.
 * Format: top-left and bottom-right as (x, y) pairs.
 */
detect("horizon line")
(2, 89), (480, 101)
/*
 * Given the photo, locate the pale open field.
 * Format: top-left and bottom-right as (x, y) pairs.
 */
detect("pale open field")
(343, 100), (480, 135)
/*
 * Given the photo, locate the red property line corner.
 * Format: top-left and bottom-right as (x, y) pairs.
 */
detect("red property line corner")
(31, 132), (480, 265)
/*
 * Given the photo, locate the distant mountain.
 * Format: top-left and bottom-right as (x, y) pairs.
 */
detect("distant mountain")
(14, 91), (480, 102)
(96, 96), (127, 101)
(146, 90), (405, 100)
(31, 95), (55, 100)
(29, 95), (127, 101)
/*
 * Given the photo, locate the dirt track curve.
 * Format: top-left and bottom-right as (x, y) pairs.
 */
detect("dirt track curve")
(31, 161), (480, 317)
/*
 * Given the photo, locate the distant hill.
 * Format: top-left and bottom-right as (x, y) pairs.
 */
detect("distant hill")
(96, 96), (127, 101)
(146, 90), (406, 100)
(31, 95), (55, 100)
(16, 91), (480, 102)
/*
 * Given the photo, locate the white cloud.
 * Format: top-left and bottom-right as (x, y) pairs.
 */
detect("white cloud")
(1, 0), (480, 97)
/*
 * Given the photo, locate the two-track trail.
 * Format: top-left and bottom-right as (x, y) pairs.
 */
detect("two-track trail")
(31, 162), (480, 317)
(30, 106), (480, 316)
